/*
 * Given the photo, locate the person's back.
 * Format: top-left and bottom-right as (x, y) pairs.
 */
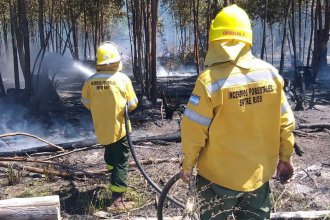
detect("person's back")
(81, 41), (138, 210)
(180, 5), (295, 219)
(192, 46), (292, 191)
(85, 71), (137, 144)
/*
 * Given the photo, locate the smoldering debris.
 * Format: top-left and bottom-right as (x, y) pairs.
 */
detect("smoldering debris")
(0, 100), (95, 152)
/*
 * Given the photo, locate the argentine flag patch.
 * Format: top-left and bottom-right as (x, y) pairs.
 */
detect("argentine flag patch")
(189, 94), (200, 106)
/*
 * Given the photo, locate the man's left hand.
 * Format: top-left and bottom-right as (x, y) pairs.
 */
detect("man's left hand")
(276, 160), (294, 184)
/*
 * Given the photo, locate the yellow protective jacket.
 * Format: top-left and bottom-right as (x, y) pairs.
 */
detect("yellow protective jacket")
(81, 70), (138, 145)
(181, 40), (295, 192)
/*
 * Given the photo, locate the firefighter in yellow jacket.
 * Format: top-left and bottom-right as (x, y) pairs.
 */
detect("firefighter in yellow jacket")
(81, 42), (138, 208)
(180, 5), (295, 219)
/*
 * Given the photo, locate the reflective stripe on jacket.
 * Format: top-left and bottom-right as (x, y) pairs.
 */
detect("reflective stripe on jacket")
(181, 55), (295, 192)
(81, 72), (138, 145)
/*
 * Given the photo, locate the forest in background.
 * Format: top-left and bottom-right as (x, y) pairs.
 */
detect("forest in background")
(0, 0), (329, 110)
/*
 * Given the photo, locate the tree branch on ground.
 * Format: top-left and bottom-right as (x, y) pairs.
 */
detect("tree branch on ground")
(0, 133), (65, 152)
(0, 157), (181, 179)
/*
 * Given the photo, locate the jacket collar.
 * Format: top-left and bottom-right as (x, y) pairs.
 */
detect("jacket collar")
(204, 40), (255, 70)
(96, 61), (122, 74)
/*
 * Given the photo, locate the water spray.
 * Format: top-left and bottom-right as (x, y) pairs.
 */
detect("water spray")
(73, 62), (95, 78)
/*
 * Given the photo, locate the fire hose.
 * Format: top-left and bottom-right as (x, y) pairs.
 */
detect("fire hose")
(124, 105), (185, 214)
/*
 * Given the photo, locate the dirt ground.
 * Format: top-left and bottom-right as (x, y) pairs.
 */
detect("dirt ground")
(0, 76), (329, 219)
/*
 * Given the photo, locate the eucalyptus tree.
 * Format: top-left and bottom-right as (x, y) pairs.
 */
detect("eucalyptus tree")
(161, 0), (221, 73)
(312, 0), (330, 77)
(126, 0), (160, 103)
(0, 0), (125, 101)
(0, 1), (9, 57)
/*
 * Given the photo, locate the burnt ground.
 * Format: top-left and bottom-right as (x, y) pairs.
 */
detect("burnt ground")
(0, 75), (329, 220)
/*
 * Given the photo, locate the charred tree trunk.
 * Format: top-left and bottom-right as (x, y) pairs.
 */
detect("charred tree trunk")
(18, 0), (32, 96)
(50, 0), (55, 52)
(291, 1), (298, 70)
(13, 0), (25, 77)
(137, 1), (145, 95)
(310, 0), (330, 108)
(70, 7), (79, 60)
(270, 24), (274, 65)
(0, 73), (5, 96)
(9, 0), (20, 90)
(298, 0), (302, 63)
(143, 0), (151, 99)
(290, 0), (305, 111)
(150, 0), (159, 104)
(261, 0), (268, 60)
(130, 0), (146, 95)
(57, 1), (62, 52)
(302, 0), (309, 64)
(55, 17), (59, 52)
(139, 0), (147, 97)
(83, 4), (88, 60)
(306, 0), (315, 68)
(312, 0), (330, 76)
(279, 0), (292, 76)
(320, 0), (330, 69)
(312, 0), (322, 77)
(125, 0), (135, 79)
(2, 14), (9, 56)
(99, 10), (105, 42)
(129, 0), (139, 83)
(38, 0), (45, 48)
(93, 0), (100, 55)
(307, 0), (316, 109)
(192, 0), (201, 75)
(126, 0), (158, 101)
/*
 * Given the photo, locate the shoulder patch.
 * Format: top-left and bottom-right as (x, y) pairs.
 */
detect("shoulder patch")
(189, 94), (201, 106)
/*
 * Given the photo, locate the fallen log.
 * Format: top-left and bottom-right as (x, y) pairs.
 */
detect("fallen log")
(0, 158), (99, 178)
(0, 158), (181, 178)
(0, 195), (60, 220)
(133, 133), (181, 143)
(0, 161), (76, 178)
(298, 123), (330, 130)
(1, 131), (306, 159)
(1, 130), (306, 159)
(0, 133), (65, 152)
(0, 133), (181, 157)
(0, 139), (98, 157)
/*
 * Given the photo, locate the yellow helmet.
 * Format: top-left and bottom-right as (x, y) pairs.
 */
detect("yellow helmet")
(209, 4), (252, 45)
(96, 41), (121, 66)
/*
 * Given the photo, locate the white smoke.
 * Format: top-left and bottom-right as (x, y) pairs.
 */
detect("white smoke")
(0, 53), (98, 152)
(0, 99), (96, 152)
(157, 64), (197, 77)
